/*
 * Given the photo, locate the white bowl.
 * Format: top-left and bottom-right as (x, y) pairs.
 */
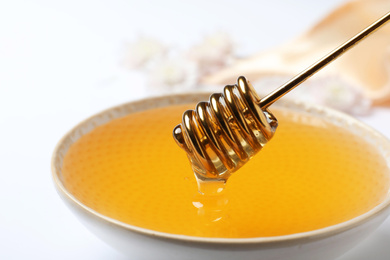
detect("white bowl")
(52, 93), (390, 260)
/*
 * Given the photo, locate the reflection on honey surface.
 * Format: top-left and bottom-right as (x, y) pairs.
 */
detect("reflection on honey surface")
(62, 104), (390, 238)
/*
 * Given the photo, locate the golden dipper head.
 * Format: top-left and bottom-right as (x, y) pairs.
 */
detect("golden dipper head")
(173, 76), (278, 183)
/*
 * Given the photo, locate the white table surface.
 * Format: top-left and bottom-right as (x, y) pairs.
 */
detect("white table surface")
(1, 0), (390, 259)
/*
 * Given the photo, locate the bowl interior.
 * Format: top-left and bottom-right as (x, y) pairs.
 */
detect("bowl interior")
(52, 93), (390, 244)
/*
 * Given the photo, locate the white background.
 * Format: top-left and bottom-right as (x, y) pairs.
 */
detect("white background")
(1, 0), (390, 259)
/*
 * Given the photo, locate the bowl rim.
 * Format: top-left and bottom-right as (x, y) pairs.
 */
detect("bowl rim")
(51, 92), (390, 245)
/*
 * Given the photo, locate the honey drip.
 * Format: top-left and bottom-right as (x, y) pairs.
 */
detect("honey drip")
(173, 76), (278, 184)
(192, 187), (229, 236)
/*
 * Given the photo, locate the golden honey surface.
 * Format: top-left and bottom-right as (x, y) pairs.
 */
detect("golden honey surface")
(62, 104), (390, 238)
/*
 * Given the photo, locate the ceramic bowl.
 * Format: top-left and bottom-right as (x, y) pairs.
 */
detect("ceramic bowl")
(52, 93), (390, 260)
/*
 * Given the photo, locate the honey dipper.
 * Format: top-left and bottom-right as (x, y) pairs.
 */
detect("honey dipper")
(173, 11), (390, 183)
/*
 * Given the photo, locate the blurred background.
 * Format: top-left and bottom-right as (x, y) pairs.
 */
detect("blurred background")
(1, 0), (390, 259)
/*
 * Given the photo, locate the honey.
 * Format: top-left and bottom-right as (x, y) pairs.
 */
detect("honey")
(62, 104), (390, 238)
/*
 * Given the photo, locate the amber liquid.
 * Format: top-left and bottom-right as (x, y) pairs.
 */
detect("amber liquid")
(62, 104), (390, 238)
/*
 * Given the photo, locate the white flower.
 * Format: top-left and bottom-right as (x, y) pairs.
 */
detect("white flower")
(187, 32), (235, 76)
(121, 32), (237, 93)
(308, 75), (371, 115)
(253, 75), (371, 115)
(122, 36), (166, 69)
(147, 56), (199, 93)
